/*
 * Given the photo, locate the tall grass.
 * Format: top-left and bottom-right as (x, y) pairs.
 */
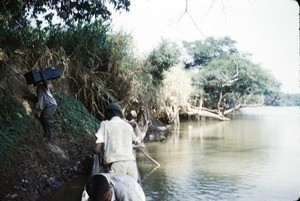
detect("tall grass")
(158, 65), (194, 123)
(1, 18), (164, 123)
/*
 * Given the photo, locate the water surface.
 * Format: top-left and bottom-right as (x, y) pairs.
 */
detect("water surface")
(138, 106), (300, 201)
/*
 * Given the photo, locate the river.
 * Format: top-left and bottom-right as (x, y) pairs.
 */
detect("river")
(40, 106), (300, 201)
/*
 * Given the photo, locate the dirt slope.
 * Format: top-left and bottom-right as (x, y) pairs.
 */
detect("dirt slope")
(0, 64), (95, 201)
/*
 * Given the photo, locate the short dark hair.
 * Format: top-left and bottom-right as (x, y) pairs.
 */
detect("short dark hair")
(86, 174), (112, 201)
(105, 108), (122, 120)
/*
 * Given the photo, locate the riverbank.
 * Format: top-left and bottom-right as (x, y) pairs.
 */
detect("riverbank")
(0, 63), (102, 200)
(0, 90), (170, 201)
(0, 127), (95, 201)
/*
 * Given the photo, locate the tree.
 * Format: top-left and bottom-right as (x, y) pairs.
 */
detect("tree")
(146, 39), (181, 85)
(0, 0), (131, 55)
(183, 37), (238, 68)
(181, 37), (281, 120)
(0, 0), (130, 27)
(200, 56), (280, 112)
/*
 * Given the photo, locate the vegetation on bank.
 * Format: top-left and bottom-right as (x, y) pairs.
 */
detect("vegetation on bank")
(0, 1), (299, 200)
(0, 92), (97, 167)
(0, 95), (32, 165)
(54, 93), (99, 135)
(274, 93), (300, 106)
(0, 92), (97, 200)
(0, 0), (297, 124)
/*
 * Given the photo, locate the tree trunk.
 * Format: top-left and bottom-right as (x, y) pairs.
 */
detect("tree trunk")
(217, 90), (223, 113)
(180, 104), (230, 121)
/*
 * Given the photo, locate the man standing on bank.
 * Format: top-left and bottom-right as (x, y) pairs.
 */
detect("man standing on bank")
(94, 103), (139, 182)
(36, 71), (57, 142)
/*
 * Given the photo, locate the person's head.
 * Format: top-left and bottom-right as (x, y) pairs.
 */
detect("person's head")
(86, 174), (112, 201)
(105, 102), (123, 120)
(126, 110), (137, 121)
(48, 81), (53, 89)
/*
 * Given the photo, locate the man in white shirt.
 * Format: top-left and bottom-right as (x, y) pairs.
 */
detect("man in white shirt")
(94, 103), (139, 181)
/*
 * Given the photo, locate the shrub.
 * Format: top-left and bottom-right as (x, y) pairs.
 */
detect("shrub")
(54, 93), (99, 136)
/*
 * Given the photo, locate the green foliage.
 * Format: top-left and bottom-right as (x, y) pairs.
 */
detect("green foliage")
(22, 20), (141, 119)
(202, 56), (280, 108)
(0, 95), (32, 162)
(109, 31), (136, 73)
(147, 39), (181, 85)
(0, 0), (130, 28)
(184, 37), (281, 110)
(277, 93), (300, 106)
(0, 23), (44, 58)
(0, 0), (130, 56)
(183, 37), (238, 67)
(54, 93), (99, 135)
(9, 20), (138, 118)
(46, 20), (112, 70)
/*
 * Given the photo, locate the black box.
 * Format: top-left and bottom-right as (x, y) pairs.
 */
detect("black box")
(24, 66), (61, 85)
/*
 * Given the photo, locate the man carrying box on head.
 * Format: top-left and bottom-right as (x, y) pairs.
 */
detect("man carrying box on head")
(36, 70), (57, 142)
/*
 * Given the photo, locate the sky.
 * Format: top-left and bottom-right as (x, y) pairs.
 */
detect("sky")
(111, 0), (299, 94)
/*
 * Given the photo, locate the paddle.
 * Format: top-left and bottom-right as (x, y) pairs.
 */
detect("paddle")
(137, 147), (160, 167)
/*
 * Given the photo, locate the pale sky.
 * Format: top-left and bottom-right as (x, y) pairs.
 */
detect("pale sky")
(111, 0), (299, 94)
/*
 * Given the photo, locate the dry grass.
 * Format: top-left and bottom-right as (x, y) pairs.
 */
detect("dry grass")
(158, 65), (194, 122)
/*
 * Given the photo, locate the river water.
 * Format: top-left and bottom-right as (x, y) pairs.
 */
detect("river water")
(41, 106), (300, 201)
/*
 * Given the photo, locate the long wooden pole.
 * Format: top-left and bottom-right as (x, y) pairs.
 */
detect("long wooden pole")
(137, 147), (160, 167)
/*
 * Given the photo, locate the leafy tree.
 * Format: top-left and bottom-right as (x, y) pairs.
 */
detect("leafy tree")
(184, 37), (281, 115)
(0, 0), (130, 26)
(0, 0), (130, 55)
(183, 36), (238, 68)
(201, 56), (280, 110)
(274, 93), (300, 106)
(45, 20), (112, 70)
(146, 39), (181, 85)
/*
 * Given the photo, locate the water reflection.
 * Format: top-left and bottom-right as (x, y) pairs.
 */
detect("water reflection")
(139, 107), (300, 201)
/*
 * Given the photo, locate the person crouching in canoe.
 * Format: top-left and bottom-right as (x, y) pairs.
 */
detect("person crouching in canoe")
(81, 173), (145, 201)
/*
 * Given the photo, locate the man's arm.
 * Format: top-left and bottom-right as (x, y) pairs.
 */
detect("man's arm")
(40, 70), (49, 90)
(94, 143), (104, 154)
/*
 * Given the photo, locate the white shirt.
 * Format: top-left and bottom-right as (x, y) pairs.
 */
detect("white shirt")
(36, 84), (57, 110)
(95, 117), (137, 164)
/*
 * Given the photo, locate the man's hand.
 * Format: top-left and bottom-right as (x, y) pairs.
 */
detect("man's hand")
(132, 141), (140, 150)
